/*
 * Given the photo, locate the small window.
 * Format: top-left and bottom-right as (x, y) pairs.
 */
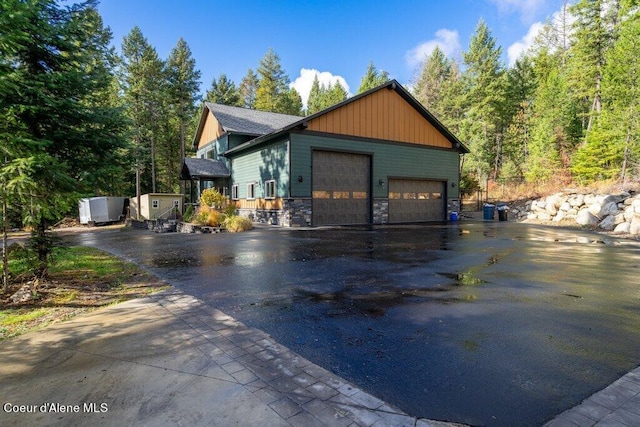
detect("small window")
(431, 192), (442, 199)
(152, 200), (159, 209)
(206, 149), (215, 159)
(265, 180), (276, 199)
(232, 184), (239, 200)
(247, 182), (255, 200)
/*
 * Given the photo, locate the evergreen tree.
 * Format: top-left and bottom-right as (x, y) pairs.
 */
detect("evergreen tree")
(327, 81), (348, 106)
(357, 61), (389, 93)
(568, 0), (619, 133)
(166, 38), (201, 193)
(280, 87), (303, 116)
(572, 3), (640, 183)
(413, 46), (454, 120)
(255, 48), (292, 113)
(307, 75), (324, 115)
(307, 76), (348, 115)
(460, 19), (508, 180)
(205, 74), (241, 106)
(0, 0), (127, 275)
(239, 68), (259, 108)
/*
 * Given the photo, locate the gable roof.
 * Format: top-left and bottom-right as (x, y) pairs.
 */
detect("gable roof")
(225, 80), (469, 156)
(192, 102), (303, 149)
(179, 158), (230, 180)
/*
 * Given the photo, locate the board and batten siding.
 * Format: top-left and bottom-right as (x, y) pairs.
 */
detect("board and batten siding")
(290, 133), (459, 199)
(305, 88), (451, 149)
(196, 111), (225, 151)
(229, 139), (290, 199)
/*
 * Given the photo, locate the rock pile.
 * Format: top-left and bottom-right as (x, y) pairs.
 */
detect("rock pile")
(511, 192), (640, 235)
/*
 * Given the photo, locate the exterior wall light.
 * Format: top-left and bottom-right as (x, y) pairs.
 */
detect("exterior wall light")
(298, 175), (304, 182)
(379, 179), (385, 187)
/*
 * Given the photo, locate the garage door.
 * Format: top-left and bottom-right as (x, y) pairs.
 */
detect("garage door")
(312, 151), (370, 225)
(388, 179), (445, 223)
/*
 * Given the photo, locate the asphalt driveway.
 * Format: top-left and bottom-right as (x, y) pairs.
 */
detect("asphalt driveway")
(63, 222), (640, 426)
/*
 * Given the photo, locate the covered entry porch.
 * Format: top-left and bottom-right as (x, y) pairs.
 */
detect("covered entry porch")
(180, 157), (231, 208)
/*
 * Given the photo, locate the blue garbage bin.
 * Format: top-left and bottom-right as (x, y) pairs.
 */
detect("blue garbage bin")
(483, 204), (495, 221)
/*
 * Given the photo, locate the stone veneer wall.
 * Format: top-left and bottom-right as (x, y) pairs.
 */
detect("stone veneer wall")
(237, 197), (460, 227)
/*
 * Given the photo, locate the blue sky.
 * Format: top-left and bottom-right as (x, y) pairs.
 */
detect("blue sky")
(97, 0), (566, 106)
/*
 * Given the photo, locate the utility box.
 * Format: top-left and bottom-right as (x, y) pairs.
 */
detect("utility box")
(79, 197), (126, 225)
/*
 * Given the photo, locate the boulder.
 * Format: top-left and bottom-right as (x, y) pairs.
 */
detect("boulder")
(624, 205), (635, 222)
(613, 222), (631, 234)
(537, 212), (552, 221)
(597, 215), (616, 231)
(614, 213), (626, 225)
(569, 194), (585, 207)
(630, 215), (640, 235)
(553, 210), (566, 222)
(633, 198), (640, 214)
(576, 209), (599, 226)
(559, 202), (572, 212)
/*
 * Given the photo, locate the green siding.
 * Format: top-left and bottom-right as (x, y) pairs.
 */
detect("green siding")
(290, 133), (460, 198)
(229, 139), (289, 198)
(228, 134), (253, 150)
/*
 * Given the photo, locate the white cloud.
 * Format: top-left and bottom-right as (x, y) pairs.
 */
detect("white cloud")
(290, 68), (351, 109)
(405, 29), (461, 68)
(507, 21), (544, 66)
(488, 0), (546, 22)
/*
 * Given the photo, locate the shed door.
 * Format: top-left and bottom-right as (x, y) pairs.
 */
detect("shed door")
(312, 151), (370, 225)
(388, 179), (445, 223)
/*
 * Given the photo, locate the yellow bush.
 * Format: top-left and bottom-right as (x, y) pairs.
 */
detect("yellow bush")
(207, 210), (224, 227)
(224, 215), (253, 232)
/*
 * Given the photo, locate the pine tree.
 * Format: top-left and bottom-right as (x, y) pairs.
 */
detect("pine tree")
(166, 38), (201, 193)
(413, 46), (454, 120)
(205, 74), (241, 106)
(1, 0), (127, 275)
(307, 75), (324, 115)
(572, 3), (640, 183)
(239, 68), (259, 108)
(255, 48), (292, 113)
(357, 61), (389, 93)
(460, 19), (508, 180)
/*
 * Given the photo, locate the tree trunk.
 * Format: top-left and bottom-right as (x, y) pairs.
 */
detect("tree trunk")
(2, 195), (8, 293)
(179, 119), (186, 196)
(621, 127), (631, 186)
(151, 135), (156, 193)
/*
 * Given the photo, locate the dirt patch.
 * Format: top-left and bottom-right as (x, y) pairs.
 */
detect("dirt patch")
(0, 263), (169, 340)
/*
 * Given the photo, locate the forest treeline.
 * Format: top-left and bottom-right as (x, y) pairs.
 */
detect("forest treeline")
(1, 0), (639, 251)
(412, 1), (639, 192)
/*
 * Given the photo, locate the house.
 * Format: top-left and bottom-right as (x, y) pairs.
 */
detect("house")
(186, 80), (469, 226)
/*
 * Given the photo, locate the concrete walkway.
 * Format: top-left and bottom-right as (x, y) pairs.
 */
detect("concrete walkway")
(0, 289), (459, 427)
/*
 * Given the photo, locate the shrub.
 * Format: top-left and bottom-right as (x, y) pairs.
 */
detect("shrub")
(224, 215), (253, 232)
(183, 205), (195, 222)
(206, 210), (224, 227)
(193, 205), (211, 226)
(200, 188), (226, 209)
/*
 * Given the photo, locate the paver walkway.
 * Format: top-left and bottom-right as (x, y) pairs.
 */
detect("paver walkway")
(0, 289), (458, 426)
(545, 367), (640, 426)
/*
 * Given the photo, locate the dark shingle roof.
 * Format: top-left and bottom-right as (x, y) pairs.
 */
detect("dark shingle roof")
(180, 158), (230, 180)
(205, 102), (302, 136)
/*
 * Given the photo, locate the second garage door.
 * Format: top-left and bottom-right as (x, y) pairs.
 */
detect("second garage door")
(312, 151), (371, 225)
(388, 179), (445, 223)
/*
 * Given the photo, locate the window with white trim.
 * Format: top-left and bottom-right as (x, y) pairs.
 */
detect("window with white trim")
(265, 180), (276, 199)
(206, 149), (215, 159)
(232, 184), (239, 200)
(247, 182), (255, 200)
